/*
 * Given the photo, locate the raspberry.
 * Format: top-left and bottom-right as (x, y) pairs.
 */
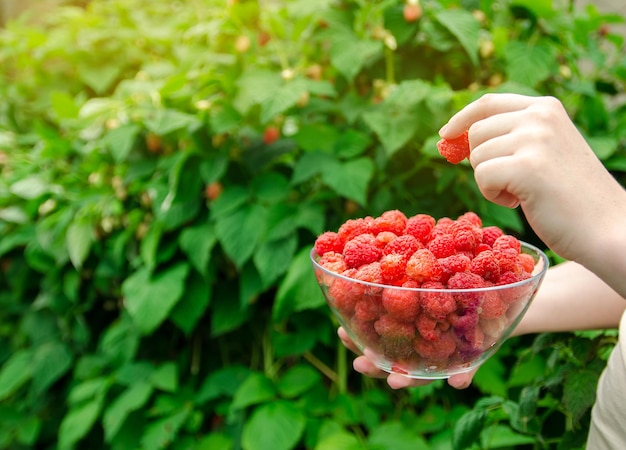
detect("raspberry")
(449, 220), (482, 252)
(328, 272), (359, 315)
(372, 209), (407, 235)
(314, 231), (343, 256)
(404, 214), (436, 244)
(494, 249), (520, 273)
(354, 296), (384, 321)
(479, 291), (508, 319)
(343, 234), (383, 268)
(492, 235), (521, 253)
(353, 262), (384, 286)
(457, 211), (482, 228)
(438, 253), (471, 283)
(376, 231), (398, 247)
(380, 336), (415, 361)
(480, 316), (508, 339)
(350, 316), (380, 347)
(448, 309), (480, 333)
(519, 253), (535, 274)
(496, 270), (523, 286)
(427, 234), (456, 258)
(406, 249), (442, 282)
(383, 234), (422, 258)
(474, 243), (492, 255)
(419, 281), (457, 320)
(447, 272), (485, 310)
(338, 218), (373, 244)
(416, 313), (440, 341)
(481, 226), (504, 247)
(374, 314), (415, 339)
(414, 330), (456, 361)
(318, 251), (347, 274)
(437, 131), (470, 164)
(379, 253), (408, 285)
(470, 250), (501, 282)
(381, 287), (420, 321)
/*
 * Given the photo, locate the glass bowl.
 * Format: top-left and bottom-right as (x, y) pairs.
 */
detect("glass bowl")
(310, 242), (549, 379)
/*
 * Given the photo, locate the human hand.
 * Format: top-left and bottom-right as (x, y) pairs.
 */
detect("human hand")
(439, 93), (626, 268)
(337, 327), (477, 390)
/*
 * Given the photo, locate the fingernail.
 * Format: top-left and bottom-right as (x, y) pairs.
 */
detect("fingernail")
(438, 124), (449, 135)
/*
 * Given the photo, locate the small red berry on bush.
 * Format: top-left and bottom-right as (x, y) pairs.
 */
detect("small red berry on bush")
(263, 126), (280, 144)
(403, 3), (423, 23)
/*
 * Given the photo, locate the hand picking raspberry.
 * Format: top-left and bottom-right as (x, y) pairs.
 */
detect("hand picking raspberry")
(436, 130), (470, 164)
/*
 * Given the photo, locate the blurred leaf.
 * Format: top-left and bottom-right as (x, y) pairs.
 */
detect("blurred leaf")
(144, 109), (200, 135)
(196, 365), (252, 404)
(230, 372), (277, 412)
(50, 91), (79, 119)
(277, 365), (321, 399)
(31, 341), (73, 396)
(66, 220), (94, 270)
(104, 124), (140, 163)
(78, 61), (124, 94)
(563, 368), (599, 424)
(367, 421), (430, 450)
(171, 270), (212, 335)
(435, 9), (480, 66)
(58, 395), (104, 450)
(9, 176), (50, 200)
(254, 234), (298, 287)
(480, 424), (536, 448)
(0, 349), (33, 401)
(140, 405), (191, 450)
(178, 221), (217, 277)
(452, 408), (486, 450)
(103, 381), (153, 443)
(150, 362), (178, 392)
(241, 401), (305, 450)
(215, 203), (267, 268)
(322, 157), (374, 205)
(505, 41), (555, 87)
(327, 29), (382, 82)
(122, 263), (190, 335)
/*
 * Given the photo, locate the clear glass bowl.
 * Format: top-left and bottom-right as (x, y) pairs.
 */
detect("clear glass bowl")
(311, 242), (549, 379)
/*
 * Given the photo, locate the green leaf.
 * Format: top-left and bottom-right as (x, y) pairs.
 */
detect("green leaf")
(253, 234), (298, 287)
(334, 129), (372, 158)
(435, 9), (480, 66)
(50, 91), (79, 119)
(452, 408), (487, 450)
(178, 221), (216, 277)
(316, 432), (362, 450)
(196, 365), (252, 403)
(31, 341), (73, 396)
(144, 109), (200, 135)
(472, 355), (507, 397)
(230, 372), (277, 411)
(241, 401), (305, 450)
(211, 282), (251, 336)
(122, 263), (190, 335)
(98, 317), (140, 366)
(511, 0), (557, 18)
(103, 381), (153, 443)
(104, 124), (140, 163)
(277, 365), (321, 398)
(291, 152), (335, 185)
(215, 203), (267, 268)
(273, 247), (326, 322)
(140, 220), (163, 271)
(150, 363), (178, 392)
(171, 271), (212, 335)
(140, 406), (191, 450)
(58, 396), (103, 450)
(293, 124), (339, 153)
(563, 368), (599, 424)
(588, 135), (618, 160)
(328, 30), (382, 82)
(234, 68), (282, 114)
(78, 61), (123, 94)
(0, 349), (33, 401)
(251, 172), (290, 203)
(260, 78), (309, 124)
(321, 157), (374, 205)
(368, 421), (430, 450)
(10, 175), (50, 199)
(480, 424), (536, 448)
(505, 41), (555, 87)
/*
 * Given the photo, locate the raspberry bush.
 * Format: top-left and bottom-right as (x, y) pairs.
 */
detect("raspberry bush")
(0, 0), (625, 449)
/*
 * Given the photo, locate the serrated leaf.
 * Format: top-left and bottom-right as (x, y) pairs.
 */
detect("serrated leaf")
(334, 129), (372, 158)
(178, 221), (217, 276)
(452, 409), (487, 450)
(322, 157), (374, 205)
(328, 29), (382, 82)
(260, 78), (308, 124)
(196, 365), (252, 403)
(368, 421), (430, 450)
(215, 203), (267, 268)
(104, 124), (140, 163)
(435, 9), (480, 66)
(241, 401), (305, 450)
(291, 152), (336, 185)
(171, 271), (212, 335)
(0, 349), (33, 401)
(273, 247), (325, 322)
(122, 263), (190, 335)
(230, 372), (277, 412)
(234, 68), (282, 115)
(563, 368), (599, 424)
(103, 381), (153, 443)
(505, 41), (555, 87)
(277, 365), (321, 398)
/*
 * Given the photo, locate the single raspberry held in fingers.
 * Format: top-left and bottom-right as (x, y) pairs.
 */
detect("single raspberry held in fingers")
(437, 131), (470, 164)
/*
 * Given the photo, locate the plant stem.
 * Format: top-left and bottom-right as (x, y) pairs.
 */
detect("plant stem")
(304, 351), (338, 385)
(337, 339), (347, 395)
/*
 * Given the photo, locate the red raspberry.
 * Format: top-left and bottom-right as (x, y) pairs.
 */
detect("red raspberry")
(419, 281), (457, 320)
(474, 243), (492, 255)
(427, 234), (456, 258)
(350, 316), (380, 347)
(406, 249), (442, 282)
(353, 261), (384, 286)
(328, 272), (359, 315)
(381, 287), (420, 322)
(519, 253), (535, 274)
(494, 249), (520, 273)
(447, 272), (485, 310)
(380, 336), (416, 361)
(372, 209), (407, 235)
(338, 217), (373, 244)
(374, 314), (415, 339)
(492, 235), (521, 253)
(481, 226), (504, 247)
(416, 313), (440, 341)
(376, 231), (398, 247)
(496, 270), (523, 286)
(343, 234), (383, 268)
(479, 291), (508, 319)
(383, 234), (422, 258)
(380, 253), (408, 285)
(470, 250), (501, 282)
(354, 296), (384, 321)
(318, 251), (347, 274)
(414, 330), (456, 361)
(457, 211), (482, 228)
(448, 309), (480, 333)
(404, 214), (436, 244)
(449, 220), (482, 252)
(314, 231), (343, 256)
(437, 131), (470, 164)
(438, 253), (471, 283)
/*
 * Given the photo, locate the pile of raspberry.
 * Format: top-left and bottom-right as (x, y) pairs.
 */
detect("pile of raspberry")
(313, 210), (536, 373)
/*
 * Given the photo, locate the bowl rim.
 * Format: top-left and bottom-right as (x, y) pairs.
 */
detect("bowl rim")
(310, 240), (549, 293)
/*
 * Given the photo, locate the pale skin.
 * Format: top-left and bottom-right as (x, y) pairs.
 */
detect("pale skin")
(339, 93), (626, 389)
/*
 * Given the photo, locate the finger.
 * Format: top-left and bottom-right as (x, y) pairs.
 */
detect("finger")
(337, 327), (361, 355)
(387, 374), (434, 389)
(353, 356), (389, 379)
(473, 157), (522, 208)
(468, 133), (517, 169)
(447, 368), (479, 389)
(440, 93), (540, 138)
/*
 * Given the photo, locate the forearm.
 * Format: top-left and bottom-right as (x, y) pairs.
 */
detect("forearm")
(513, 260), (626, 336)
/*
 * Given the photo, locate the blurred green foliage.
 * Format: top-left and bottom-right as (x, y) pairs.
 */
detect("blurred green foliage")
(0, 0), (625, 448)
